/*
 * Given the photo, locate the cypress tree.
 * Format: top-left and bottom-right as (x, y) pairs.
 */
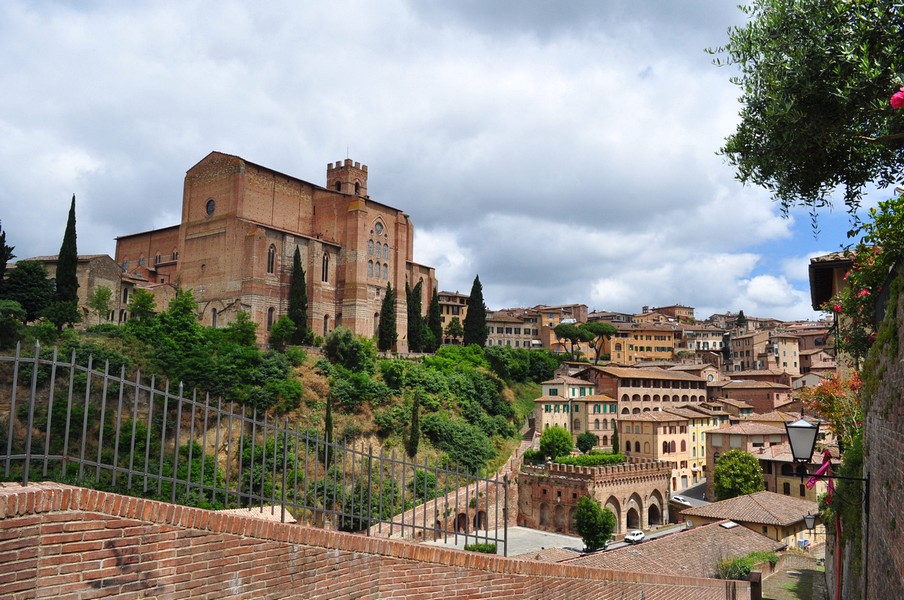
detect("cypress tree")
(0, 220), (15, 295)
(463, 275), (487, 347)
(406, 391), (421, 459)
(377, 282), (397, 352)
(56, 194), (79, 303)
(288, 247), (309, 344)
(406, 280), (423, 353)
(426, 286), (442, 352)
(611, 426), (620, 454)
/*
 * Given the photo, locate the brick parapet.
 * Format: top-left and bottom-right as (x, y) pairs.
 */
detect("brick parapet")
(0, 482), (748, 599)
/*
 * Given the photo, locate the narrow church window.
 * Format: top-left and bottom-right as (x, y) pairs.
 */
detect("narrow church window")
(155, 253), (161, 265)
(368, 261), (373, 277)
(267, 307), (275, 330)
(323, 314), (329, 336)
(383, 244), (389, 259)
(335, 182), (341, 191)
(322, 254), (329, 282)
(368, 240), (374, 255)
(267, 245), (276, 274)
(354, 182), (360, 195)
(211, 308), (217, 328)
(122, 260), (129, 270)
(382, 263), (388, 279)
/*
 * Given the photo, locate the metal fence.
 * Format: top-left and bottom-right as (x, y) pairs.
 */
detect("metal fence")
(0, 343), (508, 554)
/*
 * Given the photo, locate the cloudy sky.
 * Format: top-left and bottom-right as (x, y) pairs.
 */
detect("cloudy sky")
(0, 1), (888, 321)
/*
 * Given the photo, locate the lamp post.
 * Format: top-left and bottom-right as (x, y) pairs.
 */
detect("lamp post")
(785, 417), (870, 600)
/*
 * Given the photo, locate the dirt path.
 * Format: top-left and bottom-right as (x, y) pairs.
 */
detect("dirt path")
(762, 557), (827, 600)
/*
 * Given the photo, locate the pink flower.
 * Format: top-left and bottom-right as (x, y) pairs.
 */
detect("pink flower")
(833, 304), (843, 313)
(869, 332), (877, 342)
(892, 87), (904, 109)
(842, 270), (851, 281)
(858, 288), (870, 298)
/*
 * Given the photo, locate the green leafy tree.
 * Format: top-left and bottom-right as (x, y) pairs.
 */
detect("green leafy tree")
(462, 275), (487, 347)
(539, 425), (573, 460)
(324, 326), (376, 374)
(405, 280), (424, 353)
(4, 261), (54, 323)
(426, 286), (442, 352)
(0, 299), (24, 348)
(86, 285), (113, 325)
(42, 300), (81, 332)
(579, 322), (616, 364)
(406, 391), (421, 459)
(287, 246), (309, 345)
(713, 449), (766, 500)
(576, 431), (598, 454)
(377, 282), (397, 352)
(55, 194), (79, 303)
(711, 1), (904, 215)
(0, 220), (14, 295)
(553, 323), (593, 359)
(127, 288), (156, 322)
(269, 316), (296, 351)
(444, 317), (464, 344)
(573, 496), (617, 552)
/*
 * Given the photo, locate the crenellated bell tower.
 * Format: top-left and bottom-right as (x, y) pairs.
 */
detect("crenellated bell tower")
(326, 159), (368, 197)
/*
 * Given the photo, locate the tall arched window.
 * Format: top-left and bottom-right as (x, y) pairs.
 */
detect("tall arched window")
(322, 253), (329, 282)
(267, 307), (275, 330)
(383, 244), (389, 259)
(267, 245), (276, 274)
(634, 441), (640, 452)
(662, 441), (669, 454)
(335, 181), (341, 191)
(680, 440), (687, 452)
(323, 314), (329, 335)
(368, 240), (374, 255)
(625, 441), (631, 453)
(382, 263), (388, 279)
(211, 308), (217, 328)
(354, 182), (360, 195)
(368, 261), (374, 277)
(669, 441), (676, 453)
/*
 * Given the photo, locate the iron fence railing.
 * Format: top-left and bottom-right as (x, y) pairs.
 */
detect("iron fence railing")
(0, 343), (508, 553)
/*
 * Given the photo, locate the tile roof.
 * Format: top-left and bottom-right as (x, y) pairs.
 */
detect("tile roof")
(567, 520), (784, 578)
(706, 398), (754, 409)
(512, 547), (581, 562)
(679, 491), (817, 527)
(580, 365), (704, 382)
(541, 376), (593, 385)
(620, 411), (688, 423)
(712, 423), (787, 436)
(723, 380), (791, 390)
(738, 411), (797, 423)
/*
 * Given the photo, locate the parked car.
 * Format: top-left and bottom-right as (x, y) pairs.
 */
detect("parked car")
(624, 530), (645, 544)
(671, 495), (692, 506)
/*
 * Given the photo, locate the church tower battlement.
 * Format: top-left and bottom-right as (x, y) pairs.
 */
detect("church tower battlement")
(327, 159), (368, 197)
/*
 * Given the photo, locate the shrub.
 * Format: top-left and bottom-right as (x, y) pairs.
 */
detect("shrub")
(539, 425), (573, 460)
(463, 543), (496, 554)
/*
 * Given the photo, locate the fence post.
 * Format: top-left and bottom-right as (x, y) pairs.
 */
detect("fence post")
(22, 342), (41, 484)
(42, 346), (59, 478)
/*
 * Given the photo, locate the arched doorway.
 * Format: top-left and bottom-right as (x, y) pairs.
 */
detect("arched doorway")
(647, 504), (661, 526)
(554, 505), (565, 532)
(456, 513), (468, 534)
(539, 503), (550, 527)
(626, 507), (640, 529)
(604, 496), (622, 534)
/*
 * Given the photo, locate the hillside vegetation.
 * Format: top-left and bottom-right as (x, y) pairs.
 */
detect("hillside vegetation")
(3, 291), (560, 474)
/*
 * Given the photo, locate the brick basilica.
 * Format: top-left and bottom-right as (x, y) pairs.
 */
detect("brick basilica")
(115, 151), (436, 350)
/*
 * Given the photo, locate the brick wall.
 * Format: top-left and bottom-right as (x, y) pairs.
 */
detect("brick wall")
(0, 482), (748, 599)
(862, 281), (904, 599)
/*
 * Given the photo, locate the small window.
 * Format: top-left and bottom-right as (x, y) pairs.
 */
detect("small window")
(322, 253), (329, 282)
(122, 260), (129, 270)
(335, 181), (341, 191)
(267, 245), (276, 274)
(155, 253), (161, 265)
(267, 307), (275, 330)
(205, 199), (216, 216)
(354, 181), (360, 195)
(783, 482), (791, 495)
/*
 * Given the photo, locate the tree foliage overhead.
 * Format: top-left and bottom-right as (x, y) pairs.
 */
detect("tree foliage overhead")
(463, 275), (487, 347)
(711, 1), (904, 216)
(713, 449), (766, 501)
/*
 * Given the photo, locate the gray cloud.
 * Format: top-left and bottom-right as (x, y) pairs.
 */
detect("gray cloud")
(0, 0), (832, 323)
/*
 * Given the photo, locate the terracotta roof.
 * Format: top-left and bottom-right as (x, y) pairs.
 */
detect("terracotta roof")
(732, 369), (787, 377)
(680, 491), (817, 527)
(620, 411), (688, 423)
(664, 407), (723, 420)
(706, 398), (754, 409)
(580, 365), (704, 383)
(712, 423), (786, 436)
(512, 547), (581, 562)
(567, 520), (784, 578)
(738, 411), (796, 424)
(723, 380), (790, 390)
(541, 376), (593, 385)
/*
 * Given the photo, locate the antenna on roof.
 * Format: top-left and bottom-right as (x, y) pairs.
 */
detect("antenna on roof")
(346, 145), (349, 159)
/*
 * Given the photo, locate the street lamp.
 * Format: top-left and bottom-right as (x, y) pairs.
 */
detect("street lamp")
(785, 417), (870, 600)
